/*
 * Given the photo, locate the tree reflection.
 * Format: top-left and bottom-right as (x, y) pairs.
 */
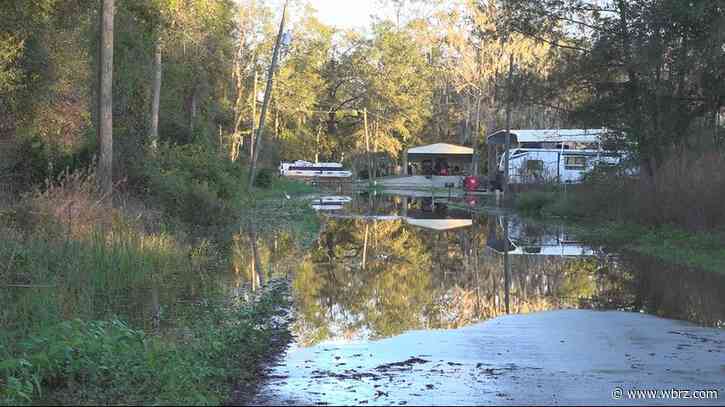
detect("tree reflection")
(287, 214), (617, 346)
(231, 204), (725, 347)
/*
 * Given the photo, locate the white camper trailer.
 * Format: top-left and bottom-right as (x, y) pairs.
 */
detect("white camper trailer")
(488, 129), (624, 185)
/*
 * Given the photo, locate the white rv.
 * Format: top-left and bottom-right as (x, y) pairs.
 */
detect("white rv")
(489, 129), (625, 184)
(279, 160), (352, 178)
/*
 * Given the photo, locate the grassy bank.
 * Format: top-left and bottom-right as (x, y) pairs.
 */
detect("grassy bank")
(571, 223), (725, 275)
(513, 180), (725, 275)
(0, 148), (318, 404)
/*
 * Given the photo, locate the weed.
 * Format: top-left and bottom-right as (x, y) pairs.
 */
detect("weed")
(0, 282), (291, 405)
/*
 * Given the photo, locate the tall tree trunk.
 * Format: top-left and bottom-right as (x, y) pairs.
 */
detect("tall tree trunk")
(503, 54), (514, 197)
(248, 0), (288, 188)
(149, 39), (162, 150)
(97, 0), (114, 197)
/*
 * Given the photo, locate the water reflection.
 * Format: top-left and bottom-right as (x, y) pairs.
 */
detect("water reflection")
(235, 194), (725, 347)
(310, 196), (353, 211)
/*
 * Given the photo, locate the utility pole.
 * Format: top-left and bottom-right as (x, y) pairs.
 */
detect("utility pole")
(503, 53), (514, 199)
(248, 0), (288, 188)
(250, 70), (257, 160)
(314, 123), (321, 163)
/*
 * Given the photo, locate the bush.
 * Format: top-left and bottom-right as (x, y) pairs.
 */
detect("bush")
(1, 283), (290, 405)
(17, 166), (115, 239)
(141, 143), (245, 226)
(514, 190), (557, 215)
(637, 150), (725, 231)
(254, 168), (274, 188)
(516, 149), (725, 234)
(14, 132), (96, 188)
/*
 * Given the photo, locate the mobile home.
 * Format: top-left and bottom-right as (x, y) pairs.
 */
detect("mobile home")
(487, 129), (624, 185)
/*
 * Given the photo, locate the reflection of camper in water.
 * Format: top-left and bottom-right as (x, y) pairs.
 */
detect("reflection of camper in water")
(487, 216), (594, 256)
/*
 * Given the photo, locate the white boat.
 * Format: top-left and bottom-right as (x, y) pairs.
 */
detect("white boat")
(279, 160), (352, 178)
(310, 195), (352, 211)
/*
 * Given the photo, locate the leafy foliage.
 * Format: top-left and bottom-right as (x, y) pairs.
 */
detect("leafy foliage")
(140, 143), (245, 226)
(1, 284), (290, 405)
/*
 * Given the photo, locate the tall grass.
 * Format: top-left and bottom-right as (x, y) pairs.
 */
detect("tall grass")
(637, 150), (725, 231)
(519, 150), (725, 233)
(0, 166), (291, 404)
(513, 151), (725, 273)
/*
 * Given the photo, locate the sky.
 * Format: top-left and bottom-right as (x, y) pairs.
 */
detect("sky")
(305, 0), (383, 29)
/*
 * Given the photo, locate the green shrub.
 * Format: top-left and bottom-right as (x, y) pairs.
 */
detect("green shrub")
(514, 190), (557, 215)
(0, 284), (291, 405)
(141, 143), (245, 226)
(13, 132), (96, 188)
(254, 168), (275, 188)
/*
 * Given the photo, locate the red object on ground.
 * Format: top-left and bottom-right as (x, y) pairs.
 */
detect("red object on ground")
(464, 175), (479, 191)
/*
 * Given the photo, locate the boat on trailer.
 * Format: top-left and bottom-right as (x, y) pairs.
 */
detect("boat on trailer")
(279, 160), (352, 179)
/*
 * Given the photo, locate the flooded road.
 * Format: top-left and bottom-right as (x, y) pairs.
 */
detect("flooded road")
(247, 192), (725, 405)
(253, 310), (724, 405)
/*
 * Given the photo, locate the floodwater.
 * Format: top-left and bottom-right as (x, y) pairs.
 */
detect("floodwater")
(246, 192), (725, 405)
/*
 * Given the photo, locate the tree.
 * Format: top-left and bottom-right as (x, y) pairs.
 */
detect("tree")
(500, 0), (725, 180)
(358, 22), (434, 160)
(149, 38), (162, 150)
(97, 0), (114, 196)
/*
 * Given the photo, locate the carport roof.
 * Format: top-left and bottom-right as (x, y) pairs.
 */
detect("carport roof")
(406, 143), (473, 158)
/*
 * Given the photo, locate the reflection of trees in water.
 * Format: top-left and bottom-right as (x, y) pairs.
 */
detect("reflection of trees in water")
(292, 219), (433, 346)
(289, 217), (620, 346)
(229, 226), (303, 293)
(234, 214), (725, 347)
(429, 237), (602, 329)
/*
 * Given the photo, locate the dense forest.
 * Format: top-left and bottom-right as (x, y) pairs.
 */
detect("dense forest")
(1, 0), (724, 404)
(2, 0), (723, 187)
